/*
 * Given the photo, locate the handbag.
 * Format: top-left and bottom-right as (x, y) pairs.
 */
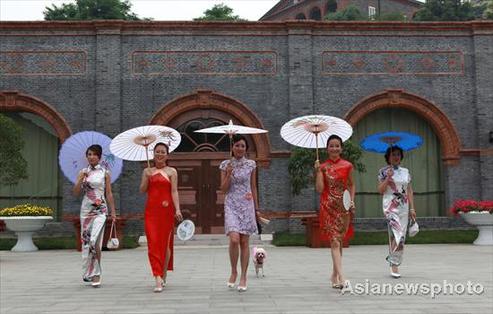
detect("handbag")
(106, 220), (119, 249)
(408, 219), (419, 237)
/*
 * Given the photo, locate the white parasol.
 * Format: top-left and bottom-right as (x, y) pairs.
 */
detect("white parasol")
(280, 115), (353, 161)
(109, 125), (181, 167)
(194, 119), (268, 155)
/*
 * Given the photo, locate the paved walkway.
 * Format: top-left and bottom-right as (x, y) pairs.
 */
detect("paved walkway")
(1, 244), (492, 314)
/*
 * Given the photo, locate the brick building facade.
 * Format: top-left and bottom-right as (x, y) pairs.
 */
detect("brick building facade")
(1, 21), (492, 235)
(260, 0), (422, 21)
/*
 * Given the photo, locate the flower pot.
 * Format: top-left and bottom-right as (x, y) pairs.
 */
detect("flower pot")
(0, 216), (53, 252)
(460, 212), (493, 245)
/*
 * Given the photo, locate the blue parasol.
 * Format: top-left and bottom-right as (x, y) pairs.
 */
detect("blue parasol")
(59, 131), (123, 183)
(360, 131), (423, 153)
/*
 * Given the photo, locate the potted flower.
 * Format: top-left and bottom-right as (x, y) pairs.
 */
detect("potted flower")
(0, 204), (53, 252)
(450, 200), (493, 245)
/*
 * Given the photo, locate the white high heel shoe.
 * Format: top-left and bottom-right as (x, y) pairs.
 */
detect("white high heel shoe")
(227, 282), (235, 288)
(91, 278), (101, 288)
(153, 277), (165, 292)
(237, 286), (247, 292)
(390, 267), (401, 278)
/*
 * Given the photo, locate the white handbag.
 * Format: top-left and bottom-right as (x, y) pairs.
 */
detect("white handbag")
(408, 219), (419, 237)
(106, 221), (120, 249)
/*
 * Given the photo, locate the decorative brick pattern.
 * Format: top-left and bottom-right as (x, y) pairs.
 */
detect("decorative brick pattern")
(0, 51), (86, 76)
(322, 51), (464, 75)
(132, 51), (277, 76)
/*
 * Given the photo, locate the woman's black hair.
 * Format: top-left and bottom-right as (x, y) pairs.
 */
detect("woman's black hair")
(86, 144), (102, 159)
(384, 145), (404, 164)
(326, 134), (343, 148)
(153, 142), (169, 154)
(232, 134), (249, 151)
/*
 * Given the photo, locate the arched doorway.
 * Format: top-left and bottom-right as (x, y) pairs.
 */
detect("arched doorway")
(0, 92), (71, 219)
(351, 108), (445, 217)
(151, 90), (271, 233)
(345, 90), (461, 217)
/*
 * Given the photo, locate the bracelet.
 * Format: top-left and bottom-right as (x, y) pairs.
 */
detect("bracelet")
(409, 208), (415, 212)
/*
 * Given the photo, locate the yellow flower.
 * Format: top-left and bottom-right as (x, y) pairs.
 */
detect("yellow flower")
(0, 204), (54, 217)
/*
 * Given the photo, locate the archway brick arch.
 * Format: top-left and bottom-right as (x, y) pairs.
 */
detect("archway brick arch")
(0, 91), (71, 142)
(150, 90), (272, 167)
(345, 89), (461, 165)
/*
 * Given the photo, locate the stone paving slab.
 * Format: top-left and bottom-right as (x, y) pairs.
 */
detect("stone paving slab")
(1, 244), (492, 314)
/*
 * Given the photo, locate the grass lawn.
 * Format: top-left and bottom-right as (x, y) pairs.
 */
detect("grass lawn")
(272, 230), (479, 246)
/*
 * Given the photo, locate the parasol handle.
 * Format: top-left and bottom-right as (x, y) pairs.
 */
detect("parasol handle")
(143, 138), (151, 168)
(315, 133), (319, 162)
(229, 133), (233, 158)
(145, 145), (150, 168)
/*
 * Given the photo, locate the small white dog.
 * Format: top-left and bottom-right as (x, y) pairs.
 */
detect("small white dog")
(252, 246), (267, 278)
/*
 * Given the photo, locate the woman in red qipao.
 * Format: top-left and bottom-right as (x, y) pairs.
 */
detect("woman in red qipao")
(315, 135), (356, 290)
(140, 142), (182, 293)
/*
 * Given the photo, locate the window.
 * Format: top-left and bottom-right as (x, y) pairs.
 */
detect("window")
(295, 13), (306, 20)
(175, 118), (232, 152)
(309, 7), (322, 20)
(326, 0), (337, 13)
(368, 6), (376, 20)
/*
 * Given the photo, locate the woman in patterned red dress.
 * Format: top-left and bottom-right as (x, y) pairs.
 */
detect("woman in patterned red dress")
(315, 135), (355, 289)
(140, 142), (182, 292)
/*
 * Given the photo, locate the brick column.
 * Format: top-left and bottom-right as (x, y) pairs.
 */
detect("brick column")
(287, 23), (315, 118)
(286, 22), (317, 232)
(95, 22), (122, 210)
(472, 24), (493, 200)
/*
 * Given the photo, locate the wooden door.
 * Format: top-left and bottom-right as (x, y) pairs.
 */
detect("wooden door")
(172, 159), (225, 234)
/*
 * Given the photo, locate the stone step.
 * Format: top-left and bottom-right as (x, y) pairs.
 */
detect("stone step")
(138, 234), (273, 247)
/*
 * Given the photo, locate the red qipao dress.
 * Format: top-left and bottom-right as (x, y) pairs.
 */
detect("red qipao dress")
(319, 158), (354, 245)
(144, 173), (175, 276)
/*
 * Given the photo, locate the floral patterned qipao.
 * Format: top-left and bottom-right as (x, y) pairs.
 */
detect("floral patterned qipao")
(378, 165), (411, 266)
(220, 157), (258, 236)
(79, 164), (108, 281)
(319, 158), (353, 245)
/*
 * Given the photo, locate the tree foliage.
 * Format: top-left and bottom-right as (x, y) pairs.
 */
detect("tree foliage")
(44, 0), (143, 20)
(288, 140), (366, 196)
(413, 0), (476, 21)
(482, 0), (493, 18)
(194, 3), (246, 21)
(0, 114), (28, 187)
(325, 5), (366, 21)
(374, 12), (408, 21)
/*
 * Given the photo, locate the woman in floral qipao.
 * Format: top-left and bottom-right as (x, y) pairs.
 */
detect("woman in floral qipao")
(220, 135), (259, 292)
(378, 146), (416, 278)
(73, 144), (116, 287)
(315, 135), (355, 290)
